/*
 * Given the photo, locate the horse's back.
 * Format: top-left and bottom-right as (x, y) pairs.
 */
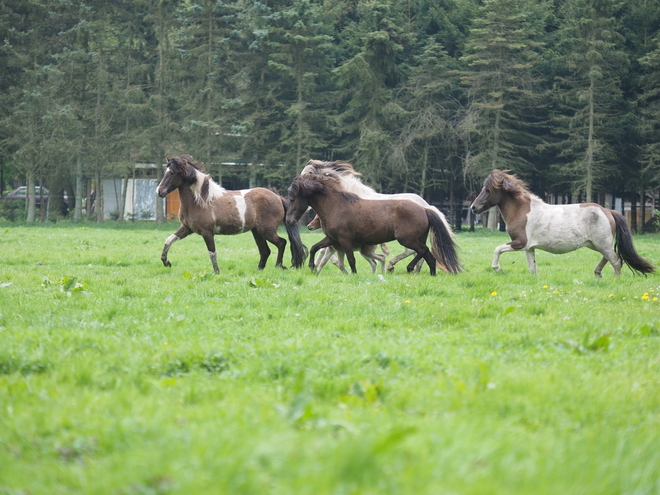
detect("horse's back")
(243, 188), (285, 225)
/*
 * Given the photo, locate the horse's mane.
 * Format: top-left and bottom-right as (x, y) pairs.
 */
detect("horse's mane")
(168, 155), (225, 203)
(301, 160), (362, 177)
(300, 160), (383, 198)
(290, 174), (360, 203)
(484, 169), (530, 199)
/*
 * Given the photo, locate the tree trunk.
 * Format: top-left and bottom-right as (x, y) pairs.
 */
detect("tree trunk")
(640, 186), (646, 233)
(26, 171), (36, 223)
(419, 140), (428, 198)
(74, 155), (83, 222)
(487, 206), (498, 230)
(586, 75), (595, 203)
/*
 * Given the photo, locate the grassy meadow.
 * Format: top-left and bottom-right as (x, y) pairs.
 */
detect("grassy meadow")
(0, 222), (659, 495)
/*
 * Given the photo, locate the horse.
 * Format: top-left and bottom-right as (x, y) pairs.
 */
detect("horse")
(306, 214), (389, 274)
(300, 160), (454, 273)
(156, 155), (306, 274)
(285, 173), (461, 276)
(470, 169), (655, 277)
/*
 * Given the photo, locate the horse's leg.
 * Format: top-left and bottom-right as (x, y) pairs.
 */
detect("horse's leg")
(332, 249), (350, 274)
(594, 246), (621, 277)
(309, 237), (335, 271)
(200, 231), (219, 274)
(161, 224), (192, 269)
(338, 240), (358, 274)
(360, 246), (379, 274)
(492, 243), (516, 271)
(363, 245), (387, 274)
(525, 249), (537, 275)
(251, 231), (272, 270)
(594, 257), (608, 278)
(257, 228), (288, 269)
(317, 247), (347, 274)
(387, 249), (414, 272)
(399, 240), (436, 276)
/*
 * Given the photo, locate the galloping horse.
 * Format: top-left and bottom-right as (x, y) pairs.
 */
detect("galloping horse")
(300, 160), (454, 273)
(470, 169), (655, 277)
(306, 214), (389, 274)
(157, 155), (306, 274)
(286, 174), (461, 276)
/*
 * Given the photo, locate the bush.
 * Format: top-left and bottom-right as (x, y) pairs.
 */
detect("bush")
(0, 199), (24, 221)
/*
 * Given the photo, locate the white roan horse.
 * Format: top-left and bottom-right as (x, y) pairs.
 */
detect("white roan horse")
(301, 160), (455, 273)
(470, 169), (655, 277)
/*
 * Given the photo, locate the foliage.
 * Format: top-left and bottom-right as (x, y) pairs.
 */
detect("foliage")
(0, 225), (659, 493)
(1, 0), (660, 218)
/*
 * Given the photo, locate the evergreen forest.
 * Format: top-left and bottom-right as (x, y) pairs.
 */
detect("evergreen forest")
(2, 0), (660, 228)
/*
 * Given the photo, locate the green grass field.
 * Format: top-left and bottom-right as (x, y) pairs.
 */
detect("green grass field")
(1, 222), (659, 495)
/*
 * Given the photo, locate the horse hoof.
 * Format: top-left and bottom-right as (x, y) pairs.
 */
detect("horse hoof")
(163, 260), (171, 268)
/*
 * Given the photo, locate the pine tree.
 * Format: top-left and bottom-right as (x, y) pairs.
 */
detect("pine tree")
(460, 0), (549, 180)
(551, 0), (629, 202)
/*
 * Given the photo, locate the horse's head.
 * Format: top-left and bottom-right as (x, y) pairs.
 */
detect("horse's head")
(157, 155), (200, 197)
(470, 169), (527, 214)
(307, 214), (322, 231)
(285, 176), (327, 225)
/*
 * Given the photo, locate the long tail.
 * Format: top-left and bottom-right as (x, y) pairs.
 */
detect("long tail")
(281, 197), (308, 268)
(427, 205), (456, 240)
(426, 210), (462, 274)
(611, 210), (655, 275)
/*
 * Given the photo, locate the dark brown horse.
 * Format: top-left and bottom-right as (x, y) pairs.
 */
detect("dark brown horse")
(285, 174), (461, 275)
(157, 155), (306, 274)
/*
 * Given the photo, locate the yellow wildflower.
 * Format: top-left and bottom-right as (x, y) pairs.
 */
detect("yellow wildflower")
(491, 291), (497, 296)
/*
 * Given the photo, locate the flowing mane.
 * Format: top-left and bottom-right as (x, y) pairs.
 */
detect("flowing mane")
(301, 160), (361, 177)
(169, 155), (225, 204)
(290, 174), (360, 203)
(483, 169), (530, 200)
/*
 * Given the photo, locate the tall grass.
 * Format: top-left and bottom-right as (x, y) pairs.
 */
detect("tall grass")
(0, 222), (659, 494)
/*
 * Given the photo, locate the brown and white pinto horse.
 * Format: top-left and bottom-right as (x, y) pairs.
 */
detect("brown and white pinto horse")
(470, 169), (655, 277)
(286, 173), (461, 276)
(157, 155), (306, 274)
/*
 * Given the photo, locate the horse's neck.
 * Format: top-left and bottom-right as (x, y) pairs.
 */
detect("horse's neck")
(177, 185), (196, 212)
(499, 192), (535, 222)
(308, 189), (347, 220)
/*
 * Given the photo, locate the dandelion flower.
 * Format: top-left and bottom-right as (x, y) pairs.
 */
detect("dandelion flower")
(543, 285), (548, 289)
(653, 297), (658, 301)
(407, 328), (413, 332)
(642, 295), (649, 300)
(405, 300), (411, 303)
(491, 291), (498, 296)
(608, 294), (614, 298)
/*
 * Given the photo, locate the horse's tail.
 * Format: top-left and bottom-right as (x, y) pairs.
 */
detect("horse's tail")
(281, 197), (308, 268)
(426, 205), (456, 240)
(611, 210), (655, 275)
(426, 209), (462, 274)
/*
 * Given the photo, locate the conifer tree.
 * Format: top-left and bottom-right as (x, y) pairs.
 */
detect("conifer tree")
(551, 0), (629, 202)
